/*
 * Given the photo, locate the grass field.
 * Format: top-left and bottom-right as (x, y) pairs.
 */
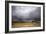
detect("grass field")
(12, 20), (41, 28)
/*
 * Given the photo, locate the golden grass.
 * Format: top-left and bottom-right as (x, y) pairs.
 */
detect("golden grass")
(12, 21), (41, 28)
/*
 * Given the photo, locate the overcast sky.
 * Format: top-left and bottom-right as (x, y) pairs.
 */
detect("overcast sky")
(12, 6), (41, 21)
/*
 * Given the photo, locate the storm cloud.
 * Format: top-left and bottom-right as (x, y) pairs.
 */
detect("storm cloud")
(12, 6), (41, 21)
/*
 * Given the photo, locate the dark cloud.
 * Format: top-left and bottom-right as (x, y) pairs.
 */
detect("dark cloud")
(12, 6), (41, 21)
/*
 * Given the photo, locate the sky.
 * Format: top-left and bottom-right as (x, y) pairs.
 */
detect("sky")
(12, 6), (41, 21)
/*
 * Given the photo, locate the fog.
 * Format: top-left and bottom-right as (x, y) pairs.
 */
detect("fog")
(12, 6), (41, 21)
